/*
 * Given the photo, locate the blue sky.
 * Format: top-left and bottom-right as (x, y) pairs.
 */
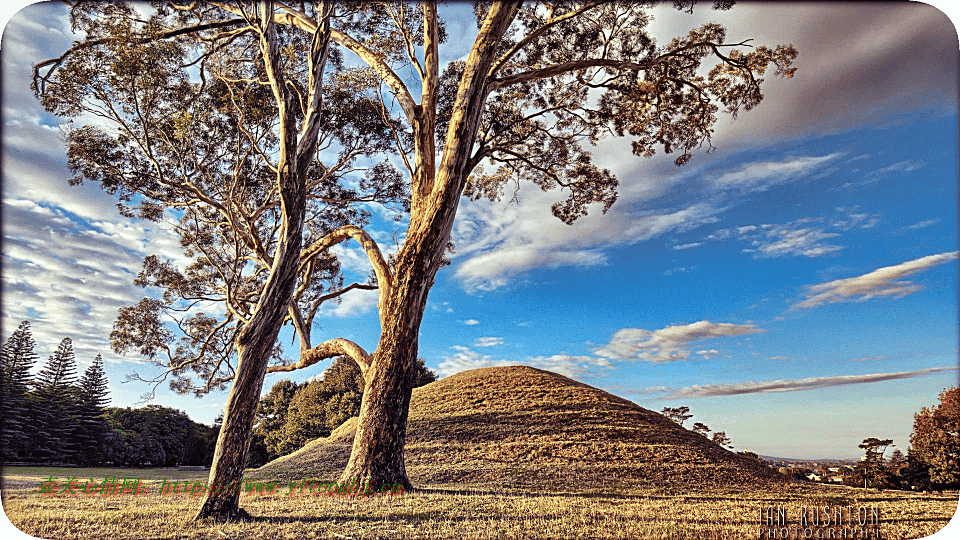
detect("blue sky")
(2, 1), (958, 461)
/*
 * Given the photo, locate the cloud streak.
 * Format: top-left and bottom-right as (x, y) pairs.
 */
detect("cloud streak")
(668, 367), (959, 398)
(793, 251), (959, 309)
(595, 321), (762, 362)
(709, 154), (842, 192)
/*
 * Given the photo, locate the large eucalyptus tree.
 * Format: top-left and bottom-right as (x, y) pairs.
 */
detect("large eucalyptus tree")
(34, 0), (795, 521)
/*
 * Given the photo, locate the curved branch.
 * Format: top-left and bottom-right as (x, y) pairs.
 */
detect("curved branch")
(266, 337), (371, 375)
(300, 225), (393, 316)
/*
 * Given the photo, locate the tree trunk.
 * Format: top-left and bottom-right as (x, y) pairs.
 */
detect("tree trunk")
(192, 339), (272, 521)
(194, 176), (305, 521)
(337, 248), (434, 492)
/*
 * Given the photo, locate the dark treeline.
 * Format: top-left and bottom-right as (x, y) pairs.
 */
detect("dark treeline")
(1, 320), (436, 469)
(0, 321), (217, 467)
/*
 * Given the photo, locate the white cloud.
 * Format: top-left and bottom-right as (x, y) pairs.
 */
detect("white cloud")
(710, 217), (846, 259)
(320, 287), (380, 318)
(450, 172), (725, 292)
(793, 251), (959, 309)
(462, 319), (480, 326)
(595, 321), (763, 363)
(668, 367), (958, 398)
(1, 199), (196, 367)
(672, 242), (703, 250)
(436, 345), (610, 378)
(473, 336), (504, 348)
(709, 154), (842, 192)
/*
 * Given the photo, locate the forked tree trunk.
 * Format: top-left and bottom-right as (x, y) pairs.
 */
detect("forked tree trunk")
(336, 0), (520, 493)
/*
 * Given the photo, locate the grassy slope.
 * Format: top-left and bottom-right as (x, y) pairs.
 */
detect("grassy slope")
(250, 365), (784, 491)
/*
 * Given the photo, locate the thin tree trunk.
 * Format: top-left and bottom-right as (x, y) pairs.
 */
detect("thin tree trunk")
(192, 339), (272, 520)
(195, 178), (305, 521)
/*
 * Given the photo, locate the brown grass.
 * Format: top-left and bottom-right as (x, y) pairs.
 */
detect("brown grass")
(2, 470), (956, 539)
(3, 366), (956, 539)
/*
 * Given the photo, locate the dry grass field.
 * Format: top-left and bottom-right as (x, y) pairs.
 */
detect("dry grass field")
(3, 367), (956, 539)
(2, 470), (956, 540)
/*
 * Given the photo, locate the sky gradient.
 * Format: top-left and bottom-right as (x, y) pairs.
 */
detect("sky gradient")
(2, 1), (958, 461)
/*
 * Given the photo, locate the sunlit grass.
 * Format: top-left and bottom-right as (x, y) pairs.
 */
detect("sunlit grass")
(3, 466), (957, 539)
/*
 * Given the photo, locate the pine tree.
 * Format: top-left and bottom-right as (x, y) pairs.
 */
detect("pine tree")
(30, 338), (82, 463)
(1, 321), (39, 460)
(75, 354), (111, 465)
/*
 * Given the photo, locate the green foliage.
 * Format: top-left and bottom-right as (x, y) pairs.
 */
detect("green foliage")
(0, 321), (37, 461)
(29, 338), (83, 462)
(1, 321), (39, 460)
(909, 387), (960, 490)
(74, 354), (112, 465)
(104, 404), (214, 467)
(661, 406), (693, 427)
(253, 356), (437, 461)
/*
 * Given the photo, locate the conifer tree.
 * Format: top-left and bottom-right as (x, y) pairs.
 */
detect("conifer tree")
(1, 321), (39, 460)
(30, 338), (82, 463)
(76, 354), (111, 465)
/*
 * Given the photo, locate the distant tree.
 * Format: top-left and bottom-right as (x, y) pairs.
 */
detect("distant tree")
(105, 405), (197, 466)
(1, 321), (39, 460)
(692, 422), (710, 437)
(712, 431), (732, 449)
(662, 406), (693, 427)
(253, 379), (304, 460)
(738, 450), (766, 466)
(909, 387), (959, 490)
(30, 338), (83, 462)
(410, 358), (438, 388)
(845, 437), (894, 491)
(74, 354), (112, 465)
(885, 448), (908, 490)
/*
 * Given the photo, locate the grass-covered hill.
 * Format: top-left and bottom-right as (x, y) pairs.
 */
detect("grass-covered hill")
(249, 365), (784, 491)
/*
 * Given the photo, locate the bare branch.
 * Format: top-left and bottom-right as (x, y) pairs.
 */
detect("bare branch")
(299, 225), (392, 318)
(265, 336), (371, 375)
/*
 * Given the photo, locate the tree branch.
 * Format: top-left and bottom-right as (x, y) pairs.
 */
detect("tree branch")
(299, 225), (392, 319)
(265, 337), (371, 375)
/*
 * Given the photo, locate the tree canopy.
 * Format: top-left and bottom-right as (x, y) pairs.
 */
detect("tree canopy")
(33, 0), (797, 520)
(909, 387), (959, 489)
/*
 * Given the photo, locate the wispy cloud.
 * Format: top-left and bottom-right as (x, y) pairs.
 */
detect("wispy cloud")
(667, 367), (959, 398)
(672, 242), (703, 251)
(595, 321), (762, 362)
(451, 172), (725, 291)
(709, 218), (844, 259)
(436, 345), (610, 378)
(709, 153), (842, 192)
(908, 219), (938, 230)
(792, 251), (959, 309)
(742, 224), (842, 258)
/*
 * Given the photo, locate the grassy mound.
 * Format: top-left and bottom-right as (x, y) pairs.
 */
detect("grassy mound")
(250, 366), (784, 491)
